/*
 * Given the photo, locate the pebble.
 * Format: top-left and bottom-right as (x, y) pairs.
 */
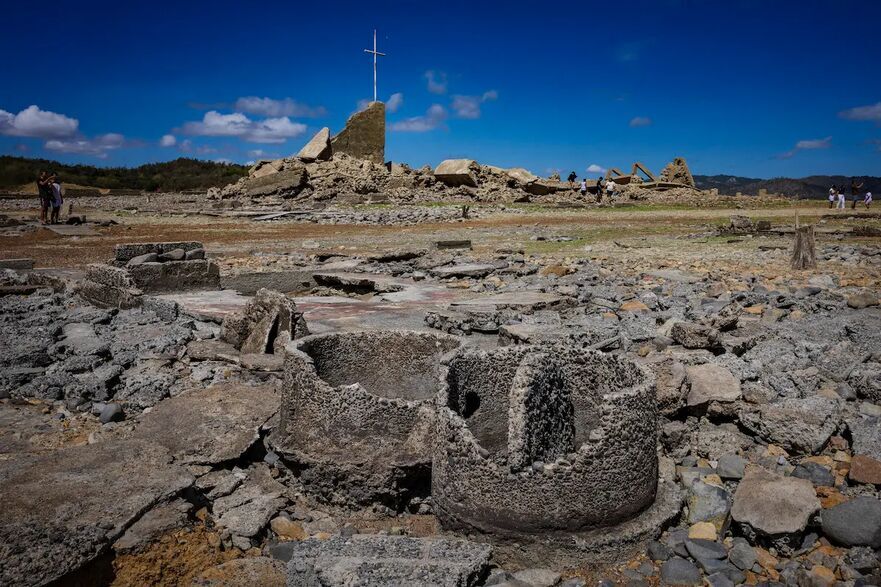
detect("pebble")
(660, 557), (702, 586)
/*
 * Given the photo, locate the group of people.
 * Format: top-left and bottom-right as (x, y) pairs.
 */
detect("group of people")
(829, 179), (872, 210)
(567, 171), (616, 204)
(37, 171), (64, 224)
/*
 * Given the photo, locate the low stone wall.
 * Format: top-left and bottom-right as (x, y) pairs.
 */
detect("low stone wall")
(271, 330), (461, 507)
(433, 344), (658, 535)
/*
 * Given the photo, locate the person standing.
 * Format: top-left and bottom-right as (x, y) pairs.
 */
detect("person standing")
(580, 178), (588, 197)
(50, 176), (63, 224)
(596, 177), (604, 204)
(567, 171), (577, 188)
(606, 178), (616, 203)
(36, 171), (52, 224)
(851, 179), (864, 209)
(828, 186), (836, 208)
(837, 188), (846, 210)
(865, 191), (873, 209)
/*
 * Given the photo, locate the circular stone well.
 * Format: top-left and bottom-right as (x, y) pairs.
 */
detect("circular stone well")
(434, 344), (667, 547)
(272, 330), (461, 506)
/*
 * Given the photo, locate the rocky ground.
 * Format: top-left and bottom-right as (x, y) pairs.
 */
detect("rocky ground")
(1, 197), (881, 586)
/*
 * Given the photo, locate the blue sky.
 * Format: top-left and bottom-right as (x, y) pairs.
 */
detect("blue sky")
(2, 0), (880, 178)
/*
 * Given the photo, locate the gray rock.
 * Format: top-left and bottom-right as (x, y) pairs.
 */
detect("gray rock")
(739, 396), (841, 454)
(61, 322), (106, 356)
(685, 538), (727, 562)
(791, 462), (835, 487)
(821, 497), (881, 548)
(660, 557), (702, 586)
(158, 248), (186, 262)
(512, 568), (562, 586)
(705, 572), (734, 587)
(213, 464), (287, 538)
(284, 534), (492, 586)
(99, 402), (124, 424)
(716, 454), (746, 480)
(185, 248), (205, 260)
(126, 252), (158, 266)
(686, 479), (731, 527)
(686, 364), (742, 407)
(849, 415), (881, 461)
(671, 322), (721, 349)
(728, 538), (757, 570)
(648, 540), (673, 561)
(731, 465), (819, 536)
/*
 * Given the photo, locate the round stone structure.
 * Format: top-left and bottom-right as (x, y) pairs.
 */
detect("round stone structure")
(272, 330), (461, 507)
(433, 344), (660, 538)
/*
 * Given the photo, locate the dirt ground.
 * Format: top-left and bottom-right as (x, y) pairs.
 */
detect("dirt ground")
(3, 202), (879, 281)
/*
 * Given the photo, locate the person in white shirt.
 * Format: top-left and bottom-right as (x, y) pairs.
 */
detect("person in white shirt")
(837, 189), (846, 210)
(828, 187), (836, 208)
(865, 191), (873, 209)
(580, 179), (587, 197)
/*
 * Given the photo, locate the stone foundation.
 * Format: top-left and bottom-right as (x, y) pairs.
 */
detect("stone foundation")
(272, 330), (461, 507)
(433, 344), (677, 562)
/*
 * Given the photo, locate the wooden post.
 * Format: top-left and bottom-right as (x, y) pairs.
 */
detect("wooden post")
(791, 224), (817, 270)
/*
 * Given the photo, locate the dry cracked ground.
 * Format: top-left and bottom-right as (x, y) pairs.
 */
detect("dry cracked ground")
(1, 197), (881, 586)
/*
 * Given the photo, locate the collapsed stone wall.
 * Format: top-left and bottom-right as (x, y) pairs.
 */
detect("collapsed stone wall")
(433, 344), (658, 535)
(271, 330), (461, 507)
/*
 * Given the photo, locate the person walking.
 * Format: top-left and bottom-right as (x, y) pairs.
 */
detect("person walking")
(851, 179), (865, 210)
(580, 178), (588, 197)
(606, 178), (616, 203)
(837, 188), (846, 210)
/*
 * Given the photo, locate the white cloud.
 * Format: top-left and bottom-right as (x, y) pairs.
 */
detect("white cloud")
(179, 139), (193, 152)
(386, 92), (404, 113)
(234, 96), (327, 118)
(44, 133), (125, 159)
(159, 134), (176, 147)
(587, 164), (607, 174)
(248, 149), (267, 158)
(425, 70), (448, 94)
(777, 136), (832, 159)
(839, 102), (881, 124)
(181, 111), (307, 144)
(213, 158), (233, 164)
(0, 105), (79, 139)
(629, 116), (652, 127)
(451, 90), (498, 119)
(389, 104), (447, 132)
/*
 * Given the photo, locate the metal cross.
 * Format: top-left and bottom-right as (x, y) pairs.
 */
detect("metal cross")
(363, 29), (386, 103)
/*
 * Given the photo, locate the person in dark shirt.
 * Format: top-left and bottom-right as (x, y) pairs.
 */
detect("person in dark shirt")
(36, 171), (52, 225)
(567, 171), (577, 187)
(851, 179), (864, 209)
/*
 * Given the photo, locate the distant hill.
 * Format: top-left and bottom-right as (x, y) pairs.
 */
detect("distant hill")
(0, 156), (248, 192)
(694, 174), (880, 200)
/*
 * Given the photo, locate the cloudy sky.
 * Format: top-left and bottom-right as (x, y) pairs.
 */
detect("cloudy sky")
(2, 0), (880, 178)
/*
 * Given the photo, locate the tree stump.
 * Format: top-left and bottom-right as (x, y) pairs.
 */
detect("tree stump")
(791, 225), (817, 270)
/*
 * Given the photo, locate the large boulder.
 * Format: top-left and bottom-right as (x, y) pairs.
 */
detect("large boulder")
(331, 101), (385, 164)
(434, 159), (479, 187)
(820, 497), (881, 548)
(297, 127), (332, 161)
(731, 466), (819, 536)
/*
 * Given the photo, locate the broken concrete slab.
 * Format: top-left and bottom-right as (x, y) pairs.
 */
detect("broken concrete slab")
(451, 291), (570, 312)
(44, 224), (99, 236)
(0, 439), (193, 586)
(434, 159), (479, 187)
(297, 127), (332, 161)
(686, 364), (742, 406)
(731, 466), (819, 536)
(113, 499), (191, 553)
(431, 263), (497, 278)
(284, 534), (492, 587)
(220, 288), (307, 354)
(212, 464), (287, 539)
(130, 384), (279, 466)
(244, 164), (308, 198)
(330, 101), (385, 164)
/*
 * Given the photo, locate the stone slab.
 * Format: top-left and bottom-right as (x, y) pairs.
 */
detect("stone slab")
(284, 534), (492, 587)
(130, 384), (279, 465)
(0, 439), (193, 586)
(0, 258), (34, 270)
(44, 224), (99, 236)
